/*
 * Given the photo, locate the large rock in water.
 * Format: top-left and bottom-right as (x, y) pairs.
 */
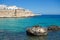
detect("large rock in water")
(26, 26), (48, 36)
(48, 25), (60, 31)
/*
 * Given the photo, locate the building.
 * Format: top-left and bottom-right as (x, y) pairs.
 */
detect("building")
(0, 5), (35, 17)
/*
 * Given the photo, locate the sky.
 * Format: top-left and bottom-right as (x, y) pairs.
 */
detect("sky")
(0, 0), (60, 15)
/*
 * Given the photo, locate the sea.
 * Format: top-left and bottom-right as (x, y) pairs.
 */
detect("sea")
(0, 15), (60, 40)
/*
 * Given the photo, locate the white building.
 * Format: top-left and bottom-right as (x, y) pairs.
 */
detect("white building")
(0, 5), (7, 10)
(7, 6), (19, 10)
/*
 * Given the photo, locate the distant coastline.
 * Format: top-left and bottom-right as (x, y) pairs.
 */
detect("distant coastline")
(0, 9), (35, 18)
(0, 5), (40, 18)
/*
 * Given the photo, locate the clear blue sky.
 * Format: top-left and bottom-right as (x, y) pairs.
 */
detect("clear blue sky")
(0, 0), (60, 15)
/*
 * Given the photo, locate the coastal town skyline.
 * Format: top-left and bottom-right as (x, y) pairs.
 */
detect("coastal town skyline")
(0, 4), (30, 11)
(0, 0), (60, 15)
(0, 4), (36, 17)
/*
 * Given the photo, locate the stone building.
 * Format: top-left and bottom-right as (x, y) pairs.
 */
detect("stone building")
(0, 5), (35, 17)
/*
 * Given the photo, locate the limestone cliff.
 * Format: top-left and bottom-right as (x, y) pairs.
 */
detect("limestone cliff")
(0, 5), (35, 17)
(0, 9), (35, 17)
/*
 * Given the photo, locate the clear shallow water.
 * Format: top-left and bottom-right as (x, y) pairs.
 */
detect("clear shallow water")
(0, 15), (60, 40)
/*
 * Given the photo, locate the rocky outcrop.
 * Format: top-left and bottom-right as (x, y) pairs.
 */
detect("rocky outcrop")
(47, 25), (60, 31)
(26, 26), (48, 36)
(26, 25), (60, 36)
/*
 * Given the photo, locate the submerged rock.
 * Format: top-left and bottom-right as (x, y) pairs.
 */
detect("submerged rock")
(48, 25), (60, 31)
(26, 26), (48, 36)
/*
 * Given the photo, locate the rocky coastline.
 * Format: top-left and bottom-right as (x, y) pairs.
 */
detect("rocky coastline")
(0, 9), (36, 18)
(0, 5), (39, 18)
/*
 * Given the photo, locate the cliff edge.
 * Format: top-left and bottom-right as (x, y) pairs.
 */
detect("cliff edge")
(0, 5), (36, 17)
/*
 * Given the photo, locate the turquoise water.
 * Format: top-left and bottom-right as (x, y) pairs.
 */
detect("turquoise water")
(0, 15), (60, 40)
